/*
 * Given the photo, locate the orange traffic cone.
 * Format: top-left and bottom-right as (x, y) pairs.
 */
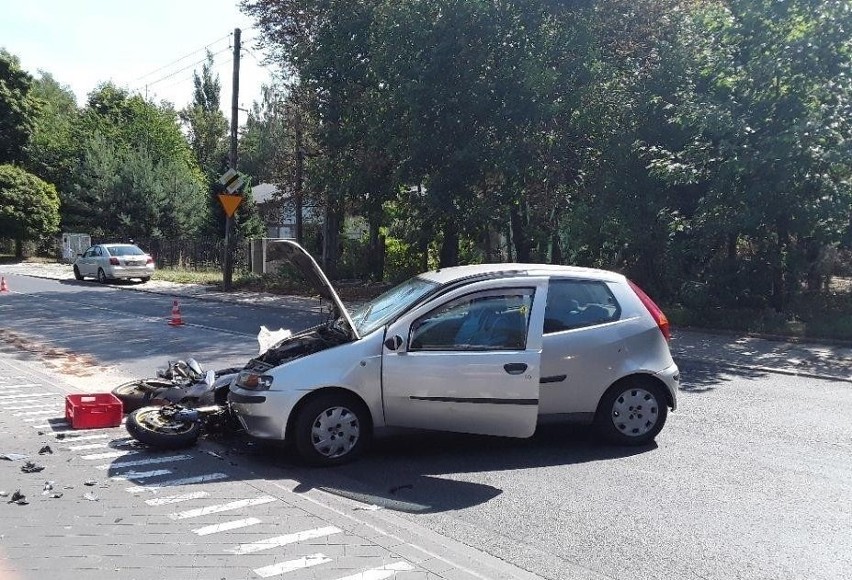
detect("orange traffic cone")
(168, 299), (184, 326)
(0, 277), (8, 293)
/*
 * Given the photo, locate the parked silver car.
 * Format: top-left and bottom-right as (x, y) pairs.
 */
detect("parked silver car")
(73, 243), (155, 283)
(229, 241), (679, 465)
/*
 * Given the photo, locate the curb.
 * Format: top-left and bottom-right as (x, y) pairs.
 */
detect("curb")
(674, 356), (852, 384)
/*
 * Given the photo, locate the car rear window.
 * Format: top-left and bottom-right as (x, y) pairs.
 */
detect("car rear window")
(106, 245), (145, 256)
(544, 279), (620, 333)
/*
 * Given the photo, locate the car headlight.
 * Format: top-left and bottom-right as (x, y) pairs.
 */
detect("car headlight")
(236, 371), (274, 391)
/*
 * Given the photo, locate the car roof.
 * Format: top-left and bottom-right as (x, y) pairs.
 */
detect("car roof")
(416, 263), (626, 285)
(102, 243), (140, 249)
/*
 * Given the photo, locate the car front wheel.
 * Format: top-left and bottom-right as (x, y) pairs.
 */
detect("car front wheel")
(595, 379), (668, 446)
(292, 392), (371, 466)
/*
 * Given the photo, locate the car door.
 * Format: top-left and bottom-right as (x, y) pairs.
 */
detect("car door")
(382, 277), (548, 438)
(79, 246), (96, 276)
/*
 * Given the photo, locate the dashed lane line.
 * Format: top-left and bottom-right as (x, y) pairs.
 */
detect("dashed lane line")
(126, 472), (229, 493)
(110, 469), (173, 480)
(145, 491), (210, 506)
(96, 454), (192, 470)
(334, 562), (417, 580)
(226, 526), (343, 556)
(0, 392), (54, 400)
(253, 554), (332, 578)
(192, 517), (262, 536)
(169, 495), (277, 520)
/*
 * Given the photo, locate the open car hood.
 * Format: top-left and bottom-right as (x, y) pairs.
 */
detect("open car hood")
(269, 240), (359, 339)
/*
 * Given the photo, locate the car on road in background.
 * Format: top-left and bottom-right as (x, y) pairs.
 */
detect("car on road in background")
(228, 241), (680, 466)
(73, 243), (155, 283)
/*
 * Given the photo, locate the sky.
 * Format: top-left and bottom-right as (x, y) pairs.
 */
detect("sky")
(0, 0), (274, 120)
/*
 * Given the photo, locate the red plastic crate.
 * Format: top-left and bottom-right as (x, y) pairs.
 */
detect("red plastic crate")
(65, 393), (123, 429)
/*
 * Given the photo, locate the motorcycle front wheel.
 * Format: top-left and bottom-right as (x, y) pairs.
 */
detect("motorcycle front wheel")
(126, 407), (201, 449)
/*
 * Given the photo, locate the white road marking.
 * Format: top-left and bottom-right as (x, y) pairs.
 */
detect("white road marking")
(126, 472), (228, 493)
(168, 496), (277, 520)
(3, 404), (61, 411)
(69, 443), (110, 450)
(0, 383), (42, 389)
(226, 526), (342, 555)
(13, 409), (62, 416)
(145, 491), (210, 506)
(332, 562), (416, 580)
(24, 416), (65, 422)
(192, 517), (261, 536)
(96, 454), (192, 470)
(81, 450), (138, 460)
(253, 554), (332, 578)
(110, 469), (172, 480)
(0, 393), (54, 400)
(58, 433), (112, 442)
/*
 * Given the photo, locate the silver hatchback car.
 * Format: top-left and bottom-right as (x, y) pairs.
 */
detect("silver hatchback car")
(229, 241), (679, 465)
(73, 243), (155, 283)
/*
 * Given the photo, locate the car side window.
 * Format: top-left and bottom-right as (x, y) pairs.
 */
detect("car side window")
(409, 289), (533, 351)
(94, 247), (103, 257)
(544, 279), (620, 334)
(83, 247), (95, 258)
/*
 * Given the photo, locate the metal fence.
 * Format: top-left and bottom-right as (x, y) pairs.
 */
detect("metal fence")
(98, 237), (249, 271)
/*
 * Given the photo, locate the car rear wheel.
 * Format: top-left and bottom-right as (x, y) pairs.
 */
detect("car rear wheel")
(97, 268), (108, 284)
(140, 276), (151, 283)
(292, 392), (371, 466)
(595, 379), (668, 446)
(73, 266), (83, 280)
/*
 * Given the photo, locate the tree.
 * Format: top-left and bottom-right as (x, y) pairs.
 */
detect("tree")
(0, 164), (60, 258)
(0, 50), (39, 165)
(641, 0), (852, 308)
(66, 84), (207, 238)
(180, 51), (229, 181)
(25, 72), (79, 197)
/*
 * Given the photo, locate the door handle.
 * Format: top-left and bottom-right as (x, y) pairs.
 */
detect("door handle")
(503, 363), (528, 375)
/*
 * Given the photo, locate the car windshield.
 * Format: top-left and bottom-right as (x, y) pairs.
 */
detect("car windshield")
(348, 276), (439, 336)
(106, 245), (145, 256)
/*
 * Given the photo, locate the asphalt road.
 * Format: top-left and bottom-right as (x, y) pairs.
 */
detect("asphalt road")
(1, 274), (850, 580)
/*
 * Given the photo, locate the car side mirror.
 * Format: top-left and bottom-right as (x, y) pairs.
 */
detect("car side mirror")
(384, 335), (404, 351)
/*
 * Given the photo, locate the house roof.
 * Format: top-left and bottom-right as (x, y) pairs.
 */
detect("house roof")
(252, 182), (279, 204)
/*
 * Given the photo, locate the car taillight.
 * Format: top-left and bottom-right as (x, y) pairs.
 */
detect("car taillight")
(628, 280), (671, 341)
(146, 257), (154, 264)
(109, 257), (120, 265)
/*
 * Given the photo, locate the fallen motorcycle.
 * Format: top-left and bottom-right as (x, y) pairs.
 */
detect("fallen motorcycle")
(124, 327), (292, 449)
(112, 358), (241, 412)
(124, 367), (240, 448)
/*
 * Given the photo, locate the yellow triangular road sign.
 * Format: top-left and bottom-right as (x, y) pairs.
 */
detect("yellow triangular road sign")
(218, 194), (243, 217)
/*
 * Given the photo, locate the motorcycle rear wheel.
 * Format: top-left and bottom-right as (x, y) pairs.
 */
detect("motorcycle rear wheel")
(126, 407), (201, 449)
(112, 379), (174, 413)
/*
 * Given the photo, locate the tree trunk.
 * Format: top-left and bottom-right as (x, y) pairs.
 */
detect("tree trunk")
(439, 221), (459, 267)
(367, 215), (382, 280)
(322, 196), (343, 279)
(510, 204), (531, 262)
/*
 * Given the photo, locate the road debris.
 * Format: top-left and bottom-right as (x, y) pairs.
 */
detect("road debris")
(7, 491), (27, 505)
(84, 479), (97, 486)
(83, 492), (99, 502)
(21, 461), (45, 473)
(38, 445), (53, 455)
(0, 453), (29, 461)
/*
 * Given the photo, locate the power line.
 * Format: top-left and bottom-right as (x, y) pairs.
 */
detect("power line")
(134, 33), (231, 82)
(137, 46), (232, 92)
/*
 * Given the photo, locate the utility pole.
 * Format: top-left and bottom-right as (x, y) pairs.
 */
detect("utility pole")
(223, 27), (241, 291)
(294, 108), (304, 244)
